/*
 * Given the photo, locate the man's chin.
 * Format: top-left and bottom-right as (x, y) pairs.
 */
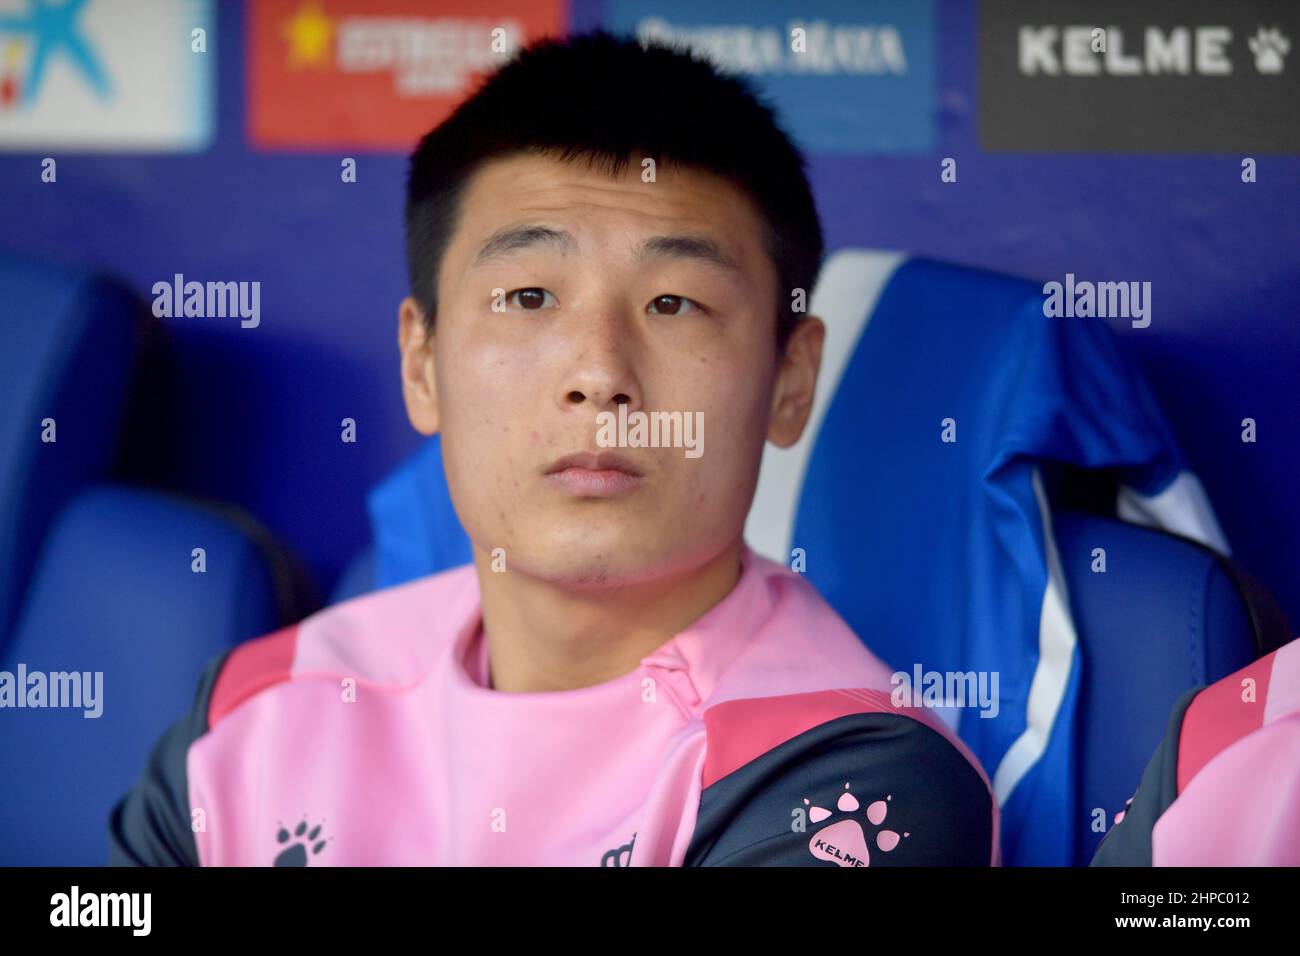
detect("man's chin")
(501, 536), (688, 591)
(514, 552), (661, 589)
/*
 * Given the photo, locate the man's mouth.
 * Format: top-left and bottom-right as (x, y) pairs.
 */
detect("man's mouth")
(543, 451), (646, 498)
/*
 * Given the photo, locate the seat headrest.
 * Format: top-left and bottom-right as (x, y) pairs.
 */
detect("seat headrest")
(0, 253), (139, 642)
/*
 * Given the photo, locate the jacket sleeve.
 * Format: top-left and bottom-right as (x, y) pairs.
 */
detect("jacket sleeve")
(683, 710), (997, 866)
(107, 649), (231, 866)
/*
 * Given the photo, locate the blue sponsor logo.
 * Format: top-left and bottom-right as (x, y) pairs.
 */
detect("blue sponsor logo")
(606, 0), (935, 153)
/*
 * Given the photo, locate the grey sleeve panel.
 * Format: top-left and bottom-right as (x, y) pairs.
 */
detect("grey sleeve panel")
(684, 712), (995, 867)
(106, 648), (232, 867)
(1090, 685), (1200, 867)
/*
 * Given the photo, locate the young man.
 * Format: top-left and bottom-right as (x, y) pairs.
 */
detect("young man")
(109, 30), (998, 866)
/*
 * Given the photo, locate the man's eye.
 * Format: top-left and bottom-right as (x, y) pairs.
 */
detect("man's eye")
(505, 288), (557, 310)
(647, 294), (703, 316)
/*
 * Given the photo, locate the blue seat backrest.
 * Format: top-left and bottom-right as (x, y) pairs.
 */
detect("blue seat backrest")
(365, 432), (472, 589)
(0, 253), (138, 644)
(0, 485), (298, 865)
(1055, 509), (1284, 865)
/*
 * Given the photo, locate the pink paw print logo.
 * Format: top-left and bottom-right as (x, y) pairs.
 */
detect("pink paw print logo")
(805, 784), (909, 867)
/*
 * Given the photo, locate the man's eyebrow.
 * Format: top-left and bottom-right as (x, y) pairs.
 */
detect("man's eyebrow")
(474, 225), (575, 265)
(472, 225), (742, 275)
(637, 234), (742, 274)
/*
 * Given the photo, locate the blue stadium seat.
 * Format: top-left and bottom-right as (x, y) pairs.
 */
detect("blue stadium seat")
(0, 484), (312, 865)
(331, 543), (376, 605)
(1055, 509), (1286, 864)
(0, 252), (138, 645)
(0, 252), (318, 864)
(337, 251), (1289, 865)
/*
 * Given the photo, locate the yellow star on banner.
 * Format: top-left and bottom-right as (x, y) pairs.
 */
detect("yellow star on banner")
(3, 39), (24, 69)
(281, 1), (334, 70)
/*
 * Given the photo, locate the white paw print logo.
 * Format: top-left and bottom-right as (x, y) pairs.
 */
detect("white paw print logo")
(1248, 27), (1290, 74)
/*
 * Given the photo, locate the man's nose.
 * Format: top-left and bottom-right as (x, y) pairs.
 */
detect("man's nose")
(556, 310), (642, 413)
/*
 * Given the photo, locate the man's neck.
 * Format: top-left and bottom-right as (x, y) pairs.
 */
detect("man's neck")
(472, 540), (745, 693)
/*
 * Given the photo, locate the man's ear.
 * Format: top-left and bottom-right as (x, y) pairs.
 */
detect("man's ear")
(398, 295), (440, 435)
(767, 314), (825, 449)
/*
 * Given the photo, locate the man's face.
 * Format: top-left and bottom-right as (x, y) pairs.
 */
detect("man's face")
(399, 151), (820, 587)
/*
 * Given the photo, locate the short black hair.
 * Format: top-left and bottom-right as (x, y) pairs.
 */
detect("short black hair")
(404, 29), (824, 355)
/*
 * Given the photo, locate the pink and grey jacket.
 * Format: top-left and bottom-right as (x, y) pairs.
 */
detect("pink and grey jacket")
(1092, 635), (1300, 866)
(108, 545), (1000, 866)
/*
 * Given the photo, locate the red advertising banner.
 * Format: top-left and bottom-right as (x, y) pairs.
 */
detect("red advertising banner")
(248, 0), (567, 150)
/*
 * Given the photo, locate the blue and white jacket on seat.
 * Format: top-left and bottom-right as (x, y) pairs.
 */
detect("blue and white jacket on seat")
(753, 251), (1229, 866)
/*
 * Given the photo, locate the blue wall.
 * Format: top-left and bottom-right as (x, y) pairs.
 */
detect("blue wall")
(3, 0), (1297, 623)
